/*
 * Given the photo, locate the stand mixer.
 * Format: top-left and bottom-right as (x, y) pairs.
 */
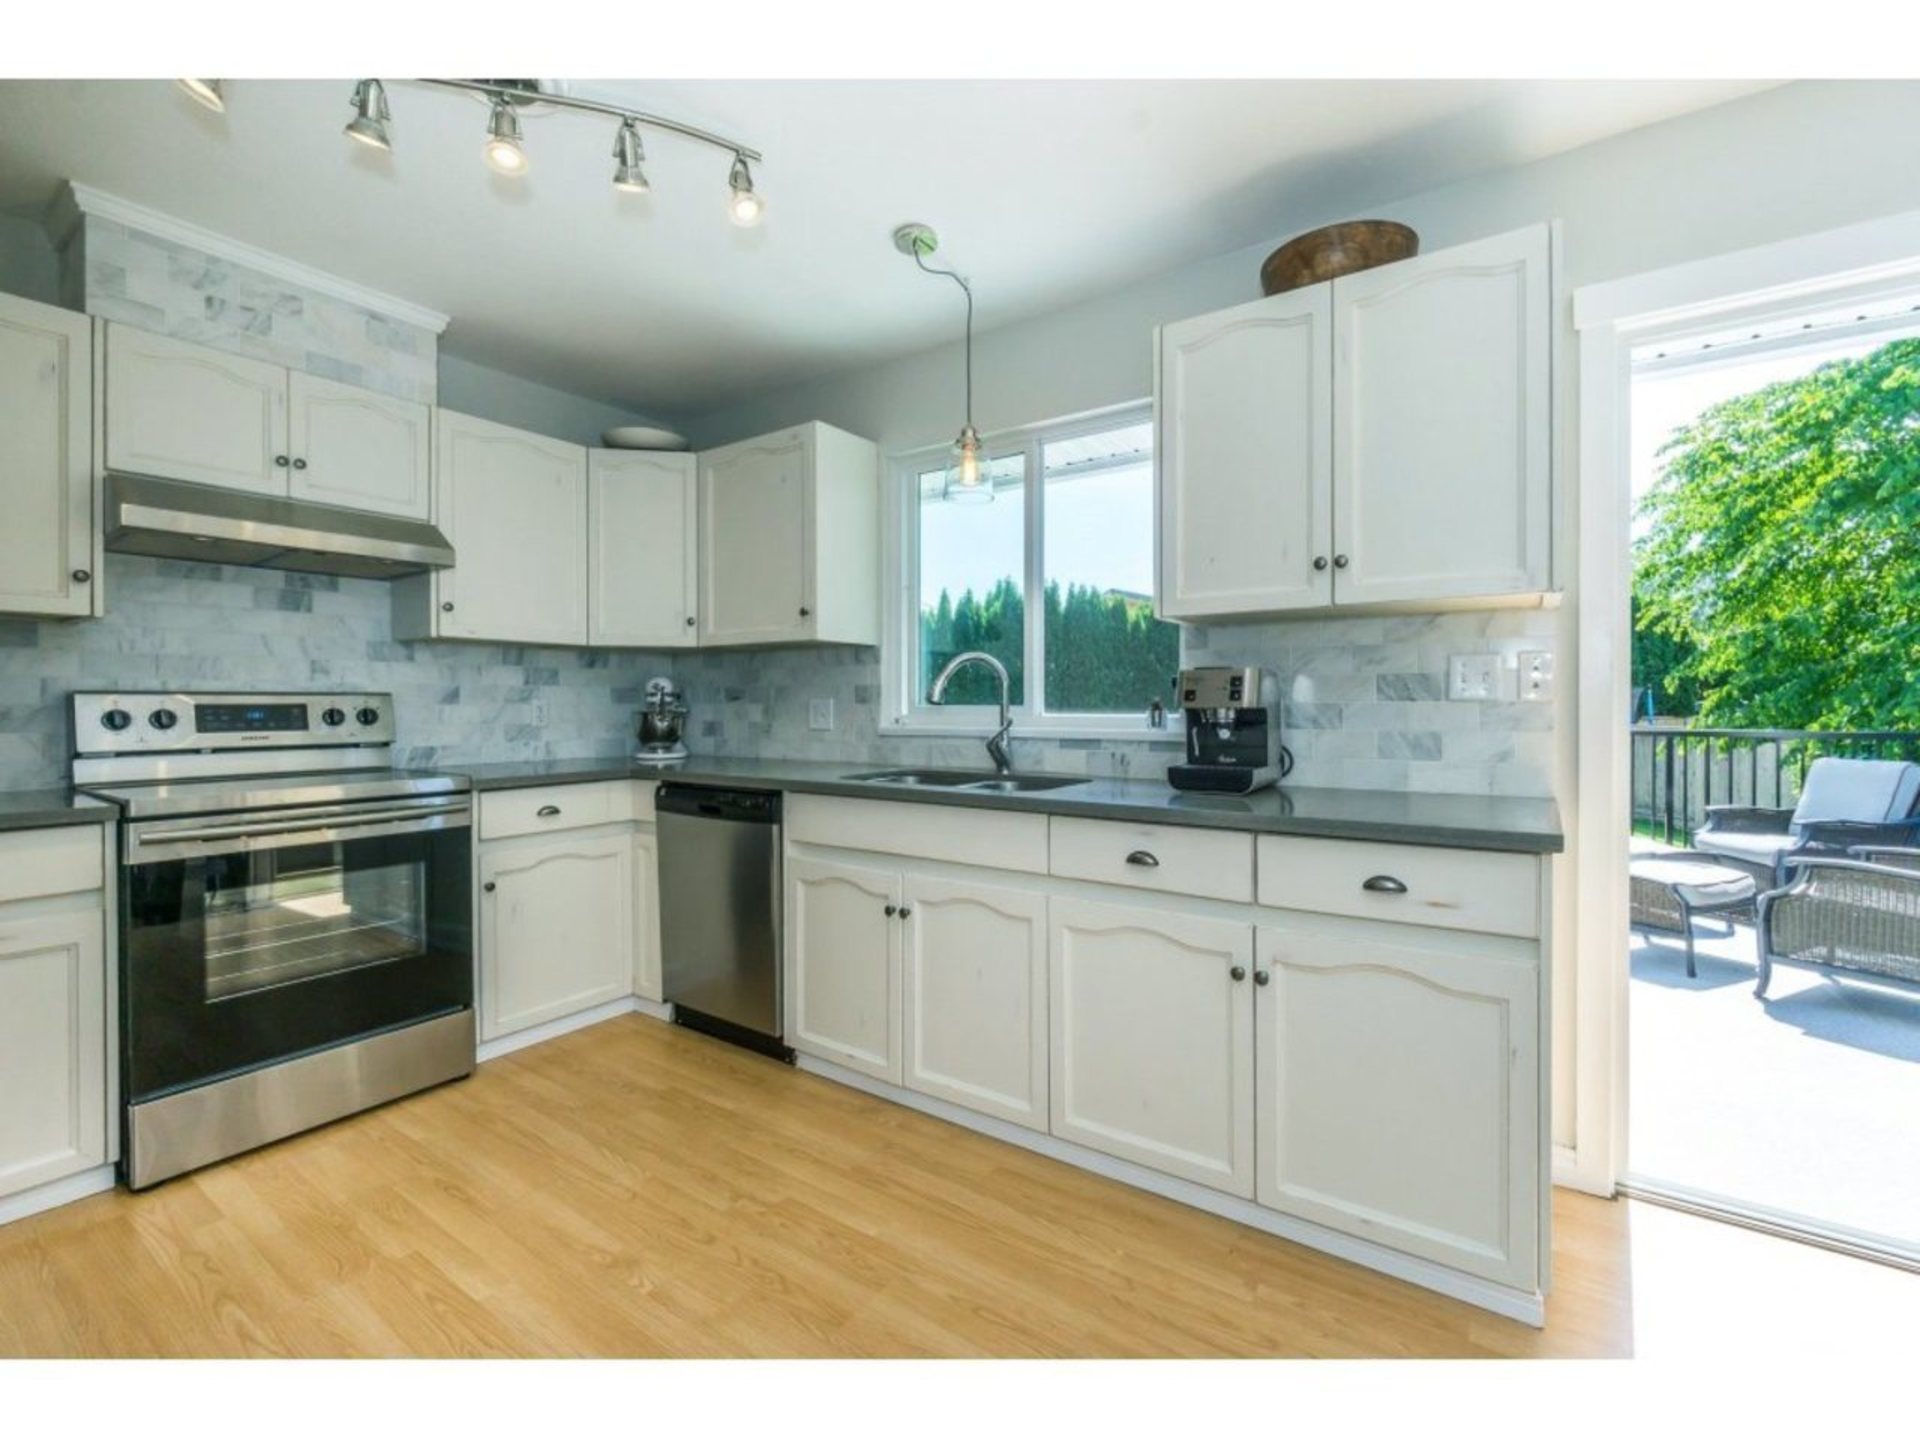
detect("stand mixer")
(634, 676), (689, 764)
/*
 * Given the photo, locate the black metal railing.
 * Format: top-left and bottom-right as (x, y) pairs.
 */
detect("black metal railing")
(1630, 726), (1920, 845)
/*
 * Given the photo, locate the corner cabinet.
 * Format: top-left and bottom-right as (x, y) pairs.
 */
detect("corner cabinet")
(1154, 222), (1553, 619)
(395, 410), (588, 647)
(0, 292), (96, 619)
(589, 449), (698, 647)
(698, 421), (880, 647)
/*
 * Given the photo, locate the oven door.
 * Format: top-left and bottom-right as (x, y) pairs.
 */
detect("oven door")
(122, 798), (473, 1103)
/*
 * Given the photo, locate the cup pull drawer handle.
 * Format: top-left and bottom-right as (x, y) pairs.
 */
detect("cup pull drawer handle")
(1125, 850), (1160, 868)
(1362, 874), (1408, 895)
(536, 805), (562, 818)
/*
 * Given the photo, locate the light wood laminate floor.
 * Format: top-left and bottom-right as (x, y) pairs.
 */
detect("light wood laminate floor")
(1, 1014), (1911, 1358)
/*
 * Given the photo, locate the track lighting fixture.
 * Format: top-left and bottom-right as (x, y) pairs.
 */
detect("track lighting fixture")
(176, 79), (225, 113)
(726, 154), (765, 228)
(342, 79), (391, 152)
(894, 223), (989, 504)
(482, 97), (528, 176)
(612, 119), (650, 194)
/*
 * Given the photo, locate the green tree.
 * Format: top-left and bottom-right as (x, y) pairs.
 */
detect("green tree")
(1633, 336), (1920, 730)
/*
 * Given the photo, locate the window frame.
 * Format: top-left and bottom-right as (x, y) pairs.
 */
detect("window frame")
(882, 399), (1183, 741)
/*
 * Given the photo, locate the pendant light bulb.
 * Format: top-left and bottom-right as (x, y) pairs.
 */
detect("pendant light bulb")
(727, 155), (765, 227)
(176, 79), (225, 114)
(483, 98), (528, 176)
(343, 79), (392, 152)
(944, 425), (992, 505)
(612, 119), (650, 194)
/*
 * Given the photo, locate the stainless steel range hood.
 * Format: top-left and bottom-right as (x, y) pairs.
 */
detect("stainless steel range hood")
(104, 473), (455, 580)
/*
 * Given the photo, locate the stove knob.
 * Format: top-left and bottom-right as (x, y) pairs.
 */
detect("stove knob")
(148, 708), (178, 731)
(355, 706), (380, 727)
(100, 708), (132, 732)
(321, 707), (347, 727)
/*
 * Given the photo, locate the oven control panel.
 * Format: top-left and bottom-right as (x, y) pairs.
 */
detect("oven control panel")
(71, 692), (396, 754)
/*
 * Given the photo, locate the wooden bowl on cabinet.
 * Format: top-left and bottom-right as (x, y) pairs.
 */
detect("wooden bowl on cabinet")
(1259, 221), (1419, 296)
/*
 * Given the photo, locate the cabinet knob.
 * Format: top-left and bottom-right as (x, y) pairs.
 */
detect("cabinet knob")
(898, 905), (912, 919)
(482, 881), (496, 893)
(1333, 554), (1350, 569)
(1124, 850), (1160, 868)
(685, 616), (697, 627)
(1254, 969), (1270, 986)
(292, 457), (308, 471)
(1312, 556), (1328, 571)
(71, 568), (91, 584)
(1229, 964), (1247, 982)
(1361, 874), (1408, 895)
(536, 805), (562, 818)
(884, 903), (898, 917)
(275, 455), (290, 467)
(798, 606), (812, 618)
(441, 601), (454, 613)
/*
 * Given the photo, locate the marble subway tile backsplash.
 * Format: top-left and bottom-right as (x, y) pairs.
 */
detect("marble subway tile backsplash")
(0, 556), (670, 790)
(673, 608), (1558, 797)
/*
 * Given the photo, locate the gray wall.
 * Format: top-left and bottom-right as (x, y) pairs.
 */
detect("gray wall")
(0, 209), (59, 304)
(437, 351), (681, 447)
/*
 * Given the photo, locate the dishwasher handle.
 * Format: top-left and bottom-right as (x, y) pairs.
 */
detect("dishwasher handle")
(656, 783), (783, 825)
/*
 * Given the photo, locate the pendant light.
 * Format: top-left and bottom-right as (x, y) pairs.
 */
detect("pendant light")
(894, 223), (989, 504)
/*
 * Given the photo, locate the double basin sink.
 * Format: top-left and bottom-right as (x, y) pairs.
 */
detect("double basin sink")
(846, 768), (1088, 795)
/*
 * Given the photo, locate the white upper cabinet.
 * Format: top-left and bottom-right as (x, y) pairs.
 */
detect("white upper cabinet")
(1154, 223), (1553, 617)
(589, 449), (698, 648)
(286, 371), (432, 519)
(104, 323), (289, 496)
(403, 410), (588, 646)
(1255, 921), (1540, 1289)
(1158, 285), (1332, 618)
(698, 421), (880, 648)
(0, 292), (94, 619)
(1048, 895), (1255, 1197)
(1332, 224), (1552, 605)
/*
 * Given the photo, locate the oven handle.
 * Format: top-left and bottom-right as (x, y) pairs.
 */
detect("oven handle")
(130, 800), (471, 854)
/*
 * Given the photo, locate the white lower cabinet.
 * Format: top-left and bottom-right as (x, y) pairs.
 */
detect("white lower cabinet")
(0, 906), (107, 1200)
(631, 827), (663, 1003)
(1254, 921), (1540, 1289)
(479, 829), (635, 1041)
(901, 873), (1048, 1131)
(787, 855), (902, 1083)
(1048, 895), (1255, 1198)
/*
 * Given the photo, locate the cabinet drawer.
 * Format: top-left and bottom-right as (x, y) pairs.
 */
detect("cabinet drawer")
(786, 794), (1048, 874)
(478, 782), (624, 841)
(0, 827), (105, 905)
(1257, 835), (1539, 939)
(1049, 817), (1254, 904)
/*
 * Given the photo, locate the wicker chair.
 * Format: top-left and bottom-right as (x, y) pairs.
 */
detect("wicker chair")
(1695, 758), (1920, 888)
(1754, 857), (1920, 999)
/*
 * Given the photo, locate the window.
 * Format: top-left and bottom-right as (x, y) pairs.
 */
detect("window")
(893, 405), (1181, 733)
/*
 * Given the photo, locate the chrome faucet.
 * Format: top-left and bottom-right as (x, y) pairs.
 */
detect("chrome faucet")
(928, 650), (1014, 774)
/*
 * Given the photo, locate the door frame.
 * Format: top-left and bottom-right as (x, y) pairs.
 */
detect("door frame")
(1567, 205), (1920, 1197)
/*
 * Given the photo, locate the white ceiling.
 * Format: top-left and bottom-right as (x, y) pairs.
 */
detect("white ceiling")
(0, 78), (1777, 418)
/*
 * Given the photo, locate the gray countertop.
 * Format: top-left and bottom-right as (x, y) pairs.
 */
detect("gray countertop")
(448, 755), (1563, 854)
(0, 788), (119, 834)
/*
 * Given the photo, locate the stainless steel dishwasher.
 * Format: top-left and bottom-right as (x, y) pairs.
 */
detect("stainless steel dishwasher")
(655, 783), (790, 1060)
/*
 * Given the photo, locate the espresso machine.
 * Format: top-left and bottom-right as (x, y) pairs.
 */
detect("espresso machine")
(1167, 666), (1290, 795)
(634, 676), (689, 764)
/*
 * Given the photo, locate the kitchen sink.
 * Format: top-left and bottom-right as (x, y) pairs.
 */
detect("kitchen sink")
(847, 768), (1086, 794)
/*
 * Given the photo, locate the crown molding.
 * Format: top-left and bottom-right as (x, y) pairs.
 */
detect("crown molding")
(47, 181), (451, 335)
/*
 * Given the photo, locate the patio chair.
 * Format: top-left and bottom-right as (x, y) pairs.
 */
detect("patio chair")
(1693, 757), (1920, 888)
(1754, 856), (1920, 999)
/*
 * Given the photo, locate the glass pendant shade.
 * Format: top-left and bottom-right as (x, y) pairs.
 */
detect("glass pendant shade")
(943, 425), (992, 504)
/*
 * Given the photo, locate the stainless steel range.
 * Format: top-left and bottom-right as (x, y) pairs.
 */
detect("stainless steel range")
(72, 691), (475, 1190)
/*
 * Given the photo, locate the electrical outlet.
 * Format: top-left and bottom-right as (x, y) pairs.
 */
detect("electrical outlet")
(808, 698), (834, 732)
(1519, 650), (1555, 703)
(1448, 654), (1501, 702)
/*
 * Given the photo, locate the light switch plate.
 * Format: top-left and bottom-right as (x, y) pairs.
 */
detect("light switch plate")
(1519, 650), (1555, 703)
(1448, 654), (1501, 702)
(808, 698), (834, 731)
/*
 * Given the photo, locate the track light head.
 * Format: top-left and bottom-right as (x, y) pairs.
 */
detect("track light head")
(727, 154), (764, 228)
(483, 97), (528, 176)
(612, 119), (650, 194)
(343, 79), (392, 152)
(176, 79), (225, 114)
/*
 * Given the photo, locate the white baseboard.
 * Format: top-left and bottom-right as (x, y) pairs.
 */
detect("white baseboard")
(796, 1053), (1547, 1328)
(0, 1165), (116, 1228)
(476, 994), (674, 1063)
